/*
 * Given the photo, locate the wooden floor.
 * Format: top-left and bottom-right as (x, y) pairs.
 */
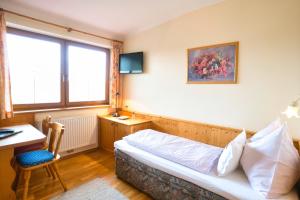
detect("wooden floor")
(16, 149), (152, 200)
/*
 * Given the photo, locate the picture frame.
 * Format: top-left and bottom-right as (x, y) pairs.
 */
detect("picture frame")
(187, 42), (239, 84)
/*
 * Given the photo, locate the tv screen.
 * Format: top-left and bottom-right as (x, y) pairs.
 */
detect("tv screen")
(119, 52), (143, 74)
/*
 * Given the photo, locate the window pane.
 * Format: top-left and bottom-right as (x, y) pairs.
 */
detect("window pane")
(7, 33), (61, 104)
(68, 45), (107, 102)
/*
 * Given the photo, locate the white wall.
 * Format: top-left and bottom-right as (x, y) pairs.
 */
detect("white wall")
(123, 0), (300, 138)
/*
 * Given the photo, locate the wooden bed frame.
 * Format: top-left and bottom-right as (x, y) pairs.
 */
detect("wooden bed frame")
(115, 110), (300, 199)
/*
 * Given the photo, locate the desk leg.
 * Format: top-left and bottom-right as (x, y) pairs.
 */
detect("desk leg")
(0, 148), (16, 200)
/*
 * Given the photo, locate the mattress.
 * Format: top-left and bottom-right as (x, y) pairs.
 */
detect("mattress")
(114, 140), (299, 200)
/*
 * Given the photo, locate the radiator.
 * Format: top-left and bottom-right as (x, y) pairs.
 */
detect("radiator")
(35, 115), (98, 156)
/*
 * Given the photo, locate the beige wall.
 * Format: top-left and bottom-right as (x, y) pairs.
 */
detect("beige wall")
(123, 0), (300, 138)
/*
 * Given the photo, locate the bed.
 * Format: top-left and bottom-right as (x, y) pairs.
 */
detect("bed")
(114, 139), (299, 200)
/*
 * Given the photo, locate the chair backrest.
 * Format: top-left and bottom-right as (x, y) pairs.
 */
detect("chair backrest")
(42, 116), (52, 136)
(48, 122), (65, 157)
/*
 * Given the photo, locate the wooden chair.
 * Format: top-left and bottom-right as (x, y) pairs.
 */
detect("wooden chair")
(41, 115), (52, 147)
(14, 116), (52, 155)
(13, 116), (53, 183)
(15, 122), (67, 200)
(41, 116), (55, 178)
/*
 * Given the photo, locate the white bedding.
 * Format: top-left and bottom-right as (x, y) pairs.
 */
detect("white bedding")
(123, 129), (223, 174)
(114, 140), (298, 200)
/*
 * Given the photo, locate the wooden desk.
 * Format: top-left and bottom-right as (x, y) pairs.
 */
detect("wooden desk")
(0, 125), (46, 200)
(98, 115), (151, 152)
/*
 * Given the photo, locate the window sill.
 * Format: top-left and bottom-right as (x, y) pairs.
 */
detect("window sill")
(14, 105), (111, 114)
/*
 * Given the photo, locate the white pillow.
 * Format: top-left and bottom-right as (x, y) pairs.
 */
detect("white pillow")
(217, 129), (247, 176)
(250, 118), (282, 142)
(241, 123), (300, 198)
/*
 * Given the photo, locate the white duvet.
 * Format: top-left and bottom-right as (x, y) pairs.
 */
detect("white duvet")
(123, 129), (223, 174)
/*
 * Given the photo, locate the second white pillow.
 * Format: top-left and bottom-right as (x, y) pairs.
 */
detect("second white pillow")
(217, 129), (247, 176)
(240, 123), (300, 198)
(250, 118), (282, 142)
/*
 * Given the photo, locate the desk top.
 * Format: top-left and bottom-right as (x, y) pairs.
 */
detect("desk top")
(0, 124), (46, 150)
(98, 115), (151, 126)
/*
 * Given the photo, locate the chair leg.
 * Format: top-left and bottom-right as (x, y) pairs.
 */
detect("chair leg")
(11, 157), (16, 169)
(52, 163), (67, 191)
(18, 170), (24, 185)
(22, 170), (31, 200)
(44, 166), (51, 177)
(48, 165), (56, 179)
(13, 165), (20, 191)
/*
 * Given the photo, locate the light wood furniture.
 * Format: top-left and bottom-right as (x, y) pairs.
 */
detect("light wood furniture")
(15, 122), (67, 200)
(0, 124), (46, 200)
(13, 116), (53, 184)
(41, 116), (53, 180)
(41, 116), (51, 149)
(41, 116), (51, 136)
(98, 115), (151, 152)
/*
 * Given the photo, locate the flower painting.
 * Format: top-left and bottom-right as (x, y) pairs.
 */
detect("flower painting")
(187, 42), (238, 84)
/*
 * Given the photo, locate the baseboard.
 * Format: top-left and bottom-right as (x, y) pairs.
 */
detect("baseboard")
(60, 143), (98, 157)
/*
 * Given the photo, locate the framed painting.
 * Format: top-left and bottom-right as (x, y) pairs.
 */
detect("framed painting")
(187, 42), (239, 84)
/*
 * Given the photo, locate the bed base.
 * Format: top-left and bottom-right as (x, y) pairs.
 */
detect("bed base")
(115, 149), (227, 200)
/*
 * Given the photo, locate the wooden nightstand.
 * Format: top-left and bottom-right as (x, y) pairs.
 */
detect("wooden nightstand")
(98, 115), (151, 152)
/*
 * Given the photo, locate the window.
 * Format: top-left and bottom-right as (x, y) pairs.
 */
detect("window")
(7, 32), (62, 106)
(6, 28), (110, 110)
(67, 43), (108, 104)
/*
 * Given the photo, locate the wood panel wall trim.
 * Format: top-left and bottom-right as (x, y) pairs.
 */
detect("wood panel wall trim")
(120, 110), (255, 134)
(119, 110), (299, 150)
(0, 113), (35, 127)
(119, 110), (252, 148)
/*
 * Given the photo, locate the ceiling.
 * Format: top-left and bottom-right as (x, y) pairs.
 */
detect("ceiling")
(0, 0), (222, 40)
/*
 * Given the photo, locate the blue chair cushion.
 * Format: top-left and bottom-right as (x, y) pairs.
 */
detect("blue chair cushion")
(16, 150), (54, 167)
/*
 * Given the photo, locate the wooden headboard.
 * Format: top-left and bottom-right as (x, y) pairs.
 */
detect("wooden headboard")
(120, 110), (300, 152)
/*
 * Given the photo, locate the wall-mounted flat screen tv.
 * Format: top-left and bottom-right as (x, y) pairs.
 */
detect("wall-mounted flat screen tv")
(119, 52), (143, 74)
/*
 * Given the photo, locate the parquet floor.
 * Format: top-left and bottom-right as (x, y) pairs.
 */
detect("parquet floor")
(16, 149), (151, 200)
